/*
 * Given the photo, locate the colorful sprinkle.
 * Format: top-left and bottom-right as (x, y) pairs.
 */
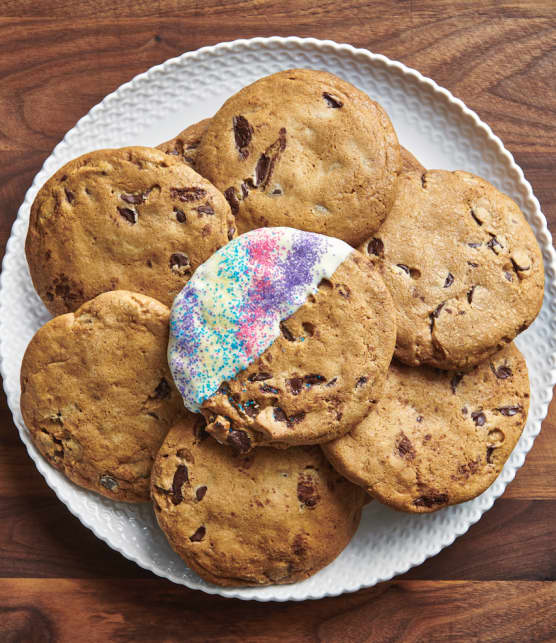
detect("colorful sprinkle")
(168, 227), (352, 411)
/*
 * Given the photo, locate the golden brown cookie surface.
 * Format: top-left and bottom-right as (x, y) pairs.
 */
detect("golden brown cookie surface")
(151, 416), (366, 586)
(323, 343), (530, 513)
(201, 251), (396, 451)
(26, 146), (234, 314)
(156, 118), (210, 166)
(400, 146), (424, 172)
(20, 291), (184, 502)
(360, 170), (544, 369)
(196, 69), (400, 246)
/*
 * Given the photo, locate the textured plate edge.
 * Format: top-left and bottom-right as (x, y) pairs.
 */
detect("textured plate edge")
(1, 35), (555, 602)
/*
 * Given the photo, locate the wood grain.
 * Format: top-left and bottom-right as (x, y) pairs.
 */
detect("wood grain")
(0, 579), (554, 643)
(0, 1), (554, 640)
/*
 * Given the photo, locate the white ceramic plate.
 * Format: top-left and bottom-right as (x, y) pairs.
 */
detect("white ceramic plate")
(1, 37), (555, 602)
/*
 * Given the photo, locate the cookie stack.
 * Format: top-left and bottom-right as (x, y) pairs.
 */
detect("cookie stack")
(21, 69), (544, 587)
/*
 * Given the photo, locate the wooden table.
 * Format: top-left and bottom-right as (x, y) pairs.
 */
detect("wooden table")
(1, 1), (554, 640)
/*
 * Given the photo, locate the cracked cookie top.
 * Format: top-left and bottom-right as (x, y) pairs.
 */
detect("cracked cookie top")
(196, 68), (400, 247)
(151, 415), (366, 586)
(20, 290), (184, 502)
(360, 169), (544, 370)
(25, 146), (234, 314)
(323, 343), (529, 513)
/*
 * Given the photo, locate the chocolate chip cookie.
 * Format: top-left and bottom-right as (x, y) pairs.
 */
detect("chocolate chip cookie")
(156, 118), (210, 166)
(200, 250), (396, 451)
(361, 170), (544, 369)
(323, 343), (529, 513)
(26, 146), (234, 314)
(196, 68), (400, 246)
(20, 290), (184, 502)
(151, 415), (366, 586)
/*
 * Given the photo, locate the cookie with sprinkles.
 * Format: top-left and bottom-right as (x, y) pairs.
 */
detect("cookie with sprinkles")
(196, 68), (400, 246)
(168, 227), (396, 451)
(26, 146), (235, 314)
(323, 343), (529, 513)
(151, 415), (366, 586)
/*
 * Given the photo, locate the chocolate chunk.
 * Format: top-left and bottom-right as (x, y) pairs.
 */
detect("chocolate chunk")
(486, 446), (495, 463)
(297, 475), (320, 507)
(171, 465), (189, 505)
(467, 286), (475, 304)
(487, 234), (502, 254)
(260, 383), (280, 394)
(197, 203), (214, 216)
(322, 92), (343, 108)
(99, 474), (118, 491)
(241, 181), (250, 199)
(397, 264), (410, 275)
(337, 284), (351, 298)
(274, 407), (305, 427)
(470, 209), (483, 226)
(497, 405), (521, 416)
(247, 372), (272, 382)
(302, 321), (315, 336)
(255, 153), (271, 187)
(233, 115), (253, 159)
(413, 493), (449, 508)
(195, 486), (207, 501)
(504, 271), (514, 282)
(121, 190), (149, 205)
(444, 273), (454, 288)
(280, 322), (295, 341)
(65, 188), (74, 204)
(396, 433), (415, 459)
(227, 429), (251, 454)
(117, 207), (137, 224)
(189, 526), (206, 542)
(429, 303), (445, 330)
(174, 207), (186, 223)
(417, 416), (424, 423)
(471, 411), (486, 426)
(356, 376), (368, 388)
(292, 534), (306, 556)
(288, 412), (305, 426)
(254, 128), (286, 188)
(244, 400), (260, 418)
(450, 372), (464, 394)
(170, 187), (206, 202)
(490, 364), (512, 379)
(193, 416), (209, 442)
(367, 237), (384, 257)
(153, 378), (171, 399)
(169, 252), (190, 271)
(273, 407), (287, 423)
(289, 377), (303, 396)
(304, 374), (325, 386)
(224, 187), (240, 216)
